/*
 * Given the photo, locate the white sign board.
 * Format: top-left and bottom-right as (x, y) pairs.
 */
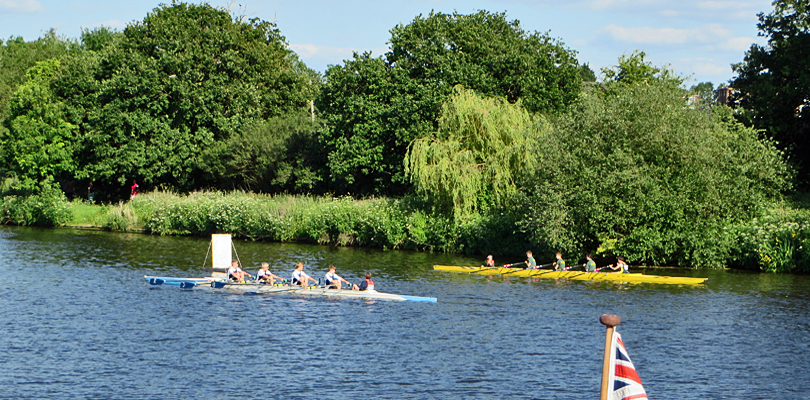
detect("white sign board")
(211, 234), (232, 269)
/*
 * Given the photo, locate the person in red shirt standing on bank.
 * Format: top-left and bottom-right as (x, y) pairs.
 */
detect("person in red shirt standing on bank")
(130, 180), (139, 199)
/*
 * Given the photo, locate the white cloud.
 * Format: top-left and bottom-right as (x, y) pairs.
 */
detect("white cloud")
(599, 23), (732, 45)
(290, 43), (388, 61)
(719, 36), (756, 51)
(0, 0), (43, 12)
(690, 62), (729, 75)
(87, 19), (128, 30)
(586, 0), (663, 11)
(697, 1), (756, 10)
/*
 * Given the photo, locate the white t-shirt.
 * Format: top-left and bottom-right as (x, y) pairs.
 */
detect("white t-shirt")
(324, 271), (342, 284)
(228, 266), (242, 276)
(257, 269), (272, 279)
(292, 269), (309, 283)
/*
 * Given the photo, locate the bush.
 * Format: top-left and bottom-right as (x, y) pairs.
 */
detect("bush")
(517, 81), (790, 268)
(730, 202), (810, 272)
(0, 180), (71, 226)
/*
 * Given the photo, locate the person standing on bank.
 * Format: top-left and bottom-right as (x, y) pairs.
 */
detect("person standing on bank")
(130, 180), (139, 200)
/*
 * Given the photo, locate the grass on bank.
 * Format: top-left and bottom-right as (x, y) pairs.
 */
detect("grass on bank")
(5, 189), (810, 271)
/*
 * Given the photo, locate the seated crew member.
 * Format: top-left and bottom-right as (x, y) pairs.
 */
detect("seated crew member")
(608, 256), (629, 273)
(552, 252), (566, 271)
(324, 264), (358, 290)
(525, 250), (537, 269)
(228, 260), (251, 282)
(291, 262), (318, 287)
(356, 272), (375, 291)
(584, 253), (597, 272)
(481, 255), (495, 268)
(256, 262), (282, 284)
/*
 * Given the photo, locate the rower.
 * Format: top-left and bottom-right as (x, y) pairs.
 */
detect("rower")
(525, 250), (537, 269)
(357, 272), (375, 291)
(552, 252), (566, 271)
(256, 262), (282, 284)
(227, 260), (252, 282)
(481, 255), (495, 268)
(291, 262), (318, 287)
(324, 264), (358, 290)
(584, 253), (597, 272)
(607, 256), (629, 273)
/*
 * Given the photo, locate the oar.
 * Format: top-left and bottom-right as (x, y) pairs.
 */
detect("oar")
(179, 281), (197, 289)
(502, 263), (553, 276)
(149, 278), (165, 285)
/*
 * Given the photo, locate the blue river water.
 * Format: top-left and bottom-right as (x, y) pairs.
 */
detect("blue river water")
(1, 226), (809, 399)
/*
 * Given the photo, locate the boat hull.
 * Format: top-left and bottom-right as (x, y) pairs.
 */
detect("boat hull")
(433, 265), (707, 285)
(212, 282), (438, 302)
(144, 275), (219, 287)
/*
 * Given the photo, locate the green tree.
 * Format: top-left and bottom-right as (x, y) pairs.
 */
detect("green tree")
(2, 59), (77, 188)
(0, 30), (78, 151)
(602, 50), (684, 87)
(406, 86), (541, 219)
(50, 2), (317, 193)
(201, 112), (325, 193)
(318, 10), (583, 195)
(519, 78), (789, 268)
(731, 0), (810, 182)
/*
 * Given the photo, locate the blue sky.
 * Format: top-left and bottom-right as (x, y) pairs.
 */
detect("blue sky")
(0, 0), (774, 86)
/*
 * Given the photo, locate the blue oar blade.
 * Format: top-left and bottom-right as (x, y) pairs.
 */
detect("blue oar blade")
(211, 281), (227, 289)
(179, 281), (196, 289)
(149, 278), (165, 285)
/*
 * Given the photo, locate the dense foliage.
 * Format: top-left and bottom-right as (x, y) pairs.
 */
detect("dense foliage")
(731, 0), (810, 183)
(406, 86), (540, 219)
(0, 30), (78, 143)
(318, 11), (583, 195)
(516, 80), (789, 268)
(2, 3), (317, 198)
(2, 2), (809, 271)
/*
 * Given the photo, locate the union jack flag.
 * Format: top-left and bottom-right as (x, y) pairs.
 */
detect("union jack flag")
(607, 331), (648, 400)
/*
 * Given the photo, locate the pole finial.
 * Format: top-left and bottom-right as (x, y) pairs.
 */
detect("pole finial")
(600, 314), (621, 327)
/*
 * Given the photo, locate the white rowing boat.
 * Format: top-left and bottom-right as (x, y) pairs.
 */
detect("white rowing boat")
(211, 281), (438, 303)
(144, 234), (437, 302)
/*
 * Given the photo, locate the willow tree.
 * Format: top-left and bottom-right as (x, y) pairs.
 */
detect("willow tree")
(406, 86), (543, 219)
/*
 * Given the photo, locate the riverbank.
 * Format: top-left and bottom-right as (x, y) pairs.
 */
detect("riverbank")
(3, 189), (810, 271)
(59, 191), (527, 255)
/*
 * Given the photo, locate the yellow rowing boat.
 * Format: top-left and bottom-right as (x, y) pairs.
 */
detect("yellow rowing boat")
(433, 265), (707, 285)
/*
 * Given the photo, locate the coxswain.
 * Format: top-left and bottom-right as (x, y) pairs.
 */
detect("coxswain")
(357, 272), (375, 291)
(324, 264), (358, 290)
(256, 262), (282, 284)
(552, 252), (566, 271)
(228, 260), (251, 282)
(481, 255), (495, 268)
(291, 262), (317, 287)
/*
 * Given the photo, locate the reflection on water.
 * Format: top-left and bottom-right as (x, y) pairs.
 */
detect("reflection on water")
(1, 226), (809, 399)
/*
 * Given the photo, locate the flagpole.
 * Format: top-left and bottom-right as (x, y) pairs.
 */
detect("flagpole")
(600, 314), (621, 400)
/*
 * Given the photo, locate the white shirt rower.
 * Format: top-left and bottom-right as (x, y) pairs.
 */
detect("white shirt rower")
(323, 264), (358, 290)
(291, 262), (317, 286)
